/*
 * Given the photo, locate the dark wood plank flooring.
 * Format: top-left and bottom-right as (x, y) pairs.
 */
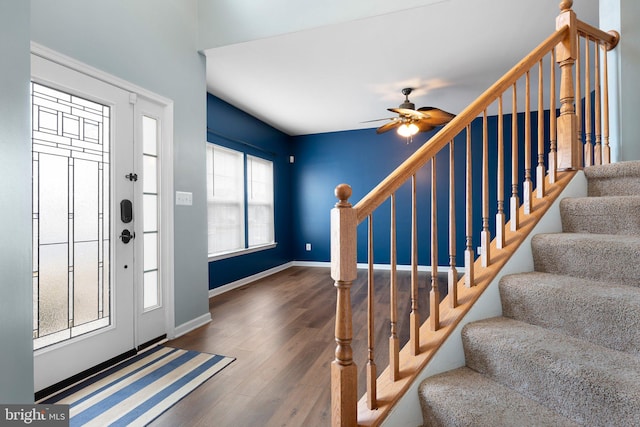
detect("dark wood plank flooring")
(150, 266), (446, 427)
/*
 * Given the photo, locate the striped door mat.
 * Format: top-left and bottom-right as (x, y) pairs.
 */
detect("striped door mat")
(41, 346), (234, 426)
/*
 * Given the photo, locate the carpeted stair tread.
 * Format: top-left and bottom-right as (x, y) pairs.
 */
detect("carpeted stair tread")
(462, 317), (640, 425)
(532, 232), (640, 286)
(584, 161), (640, 196)
(500, 272), (640, 356)
(418, 366), (579, 427)
(560, 195), (640, 235)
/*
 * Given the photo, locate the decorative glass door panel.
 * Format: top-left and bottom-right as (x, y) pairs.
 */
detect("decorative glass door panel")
(142, 115), (159, 310)
(32, 83), (111, 350)
(32, 52), (135, 393)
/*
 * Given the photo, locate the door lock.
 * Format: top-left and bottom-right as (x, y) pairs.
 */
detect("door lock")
(119, 229), (135, 244)
(120, 199), (133, 223)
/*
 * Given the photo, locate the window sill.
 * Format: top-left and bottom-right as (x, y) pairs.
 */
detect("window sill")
(208, 242), (277, 262)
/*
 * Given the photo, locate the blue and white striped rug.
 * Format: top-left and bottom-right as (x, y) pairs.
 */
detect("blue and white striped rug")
(41, 346), (234, 426)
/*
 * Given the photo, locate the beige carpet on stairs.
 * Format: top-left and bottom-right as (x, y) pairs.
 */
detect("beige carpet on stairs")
(418, 161), (640, 427)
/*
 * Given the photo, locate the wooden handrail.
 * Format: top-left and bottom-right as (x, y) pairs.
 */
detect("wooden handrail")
(577, 21), (619, 50)
(354, 26), (568, 223)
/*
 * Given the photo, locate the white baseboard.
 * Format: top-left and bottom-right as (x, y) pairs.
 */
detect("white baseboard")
(291, 260), (330, 268)
(172, 312), (212, 338)
(208, 261), (295, 298)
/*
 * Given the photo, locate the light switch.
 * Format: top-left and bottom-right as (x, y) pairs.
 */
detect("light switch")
(176, 191), (192, 206)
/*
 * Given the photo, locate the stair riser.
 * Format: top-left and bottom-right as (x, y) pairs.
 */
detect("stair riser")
(532, 234), (640, 286)
(584, 161), (640, 197)
(588, 178), (640, 197)
(560, 197), (640, 235)
(462, 319), (640, 425)
(500, 274), (640, 356)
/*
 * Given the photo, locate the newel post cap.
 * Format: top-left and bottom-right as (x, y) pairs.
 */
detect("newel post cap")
(334, 184), (352, 208)
(559, 0), (573, 11)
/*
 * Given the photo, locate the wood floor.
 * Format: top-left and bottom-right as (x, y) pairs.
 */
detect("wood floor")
(150, 266), (446, 427)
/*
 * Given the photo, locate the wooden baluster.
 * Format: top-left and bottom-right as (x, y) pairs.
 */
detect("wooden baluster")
(496, 96), (506, 249)
(549, 48), (558, 183)
(448, 141), (458, 308)
(536, 59), (546, 199)
(331, 184), (357, 427)
(410, 174), (420, 355)
(523, 71), (533, 214)
(556, 0), (580, 170)
(389, 195), (399, 381)
(594, 39), (602, 165)
(584, 36), (593, 167)
(481, 110), (491, 268)
(602, 41), (611, 164)
(465, 125), (474, 287)
(510, 83), (520, 231)
(367, 215), (376, 409)
(576, 33), (583, 161)
(430, 158), (440, 331)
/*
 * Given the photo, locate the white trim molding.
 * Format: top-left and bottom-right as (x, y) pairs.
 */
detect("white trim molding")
(208, 242), (277, 262)
(173, 313), (212, 338)
(208, 262), (294, 298)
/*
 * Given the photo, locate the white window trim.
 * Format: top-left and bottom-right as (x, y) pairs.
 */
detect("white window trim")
(208, 242), (277, 262)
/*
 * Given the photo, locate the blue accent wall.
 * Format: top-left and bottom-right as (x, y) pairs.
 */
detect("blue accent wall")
(207, 94), (294, 289)
(290, 112), (552, 266)
(207, 92), (553, 289)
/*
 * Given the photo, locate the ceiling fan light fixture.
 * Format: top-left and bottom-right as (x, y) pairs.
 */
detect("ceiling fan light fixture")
(397, 122), (419, 137)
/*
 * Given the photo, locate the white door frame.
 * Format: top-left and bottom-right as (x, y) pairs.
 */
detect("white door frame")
(31, 43), (176, 347)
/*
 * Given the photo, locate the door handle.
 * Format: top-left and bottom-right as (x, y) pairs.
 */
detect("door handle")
(119, 229), (135, 244)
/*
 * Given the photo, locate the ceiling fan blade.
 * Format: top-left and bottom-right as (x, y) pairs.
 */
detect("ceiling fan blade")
(415, 121), (436, 133)
(361, 117), (395, 124)
(388, 107), (429, 120)
(376, 120), (402, 134)
(417, 107), (455, 125)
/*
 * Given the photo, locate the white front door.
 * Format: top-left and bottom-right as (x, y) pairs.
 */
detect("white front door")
(31, 53), (168, 393)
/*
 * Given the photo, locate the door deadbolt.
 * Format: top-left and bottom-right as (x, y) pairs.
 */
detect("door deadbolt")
(119, 229), (135, 244)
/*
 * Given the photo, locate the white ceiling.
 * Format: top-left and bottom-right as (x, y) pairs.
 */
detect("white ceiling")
(203, 0), (599, 136)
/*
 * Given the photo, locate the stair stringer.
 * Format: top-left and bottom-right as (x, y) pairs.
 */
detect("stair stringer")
(380, 171), (588, 427)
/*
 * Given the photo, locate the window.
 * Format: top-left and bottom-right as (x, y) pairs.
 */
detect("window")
(247, 155), (274, 246)
(206, 143), (275, 258)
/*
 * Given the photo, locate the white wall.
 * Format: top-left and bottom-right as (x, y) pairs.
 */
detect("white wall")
(0, 0), (34, 403)
(601, 0), (640, 161)
(197, 0), (447, 50)
(29, 1), (210, 328)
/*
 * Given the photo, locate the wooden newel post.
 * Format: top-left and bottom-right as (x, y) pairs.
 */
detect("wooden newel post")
(556, 0), (581, 170)
(331, 183), (358, 427)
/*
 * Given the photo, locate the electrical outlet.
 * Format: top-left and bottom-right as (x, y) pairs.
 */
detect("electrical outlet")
(305, 243), (312, 251)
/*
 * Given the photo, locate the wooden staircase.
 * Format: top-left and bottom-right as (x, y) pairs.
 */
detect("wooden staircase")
(329, 1), (622, 425)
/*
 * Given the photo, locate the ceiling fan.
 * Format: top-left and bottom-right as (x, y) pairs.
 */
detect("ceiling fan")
(366, 88), (455, 137)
